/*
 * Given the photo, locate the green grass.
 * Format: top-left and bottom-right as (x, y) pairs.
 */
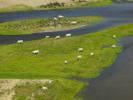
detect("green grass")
(0, 24), (133, 99)
(0, 0), (112, 13)
(0, 16), (102, 35)
(0, 24), (129, 79)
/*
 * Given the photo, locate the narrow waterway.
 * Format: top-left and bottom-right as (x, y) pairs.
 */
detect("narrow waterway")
(81, 37), (133, 100)
(79, 2), (133, 99)
(0, 3), (133, 44)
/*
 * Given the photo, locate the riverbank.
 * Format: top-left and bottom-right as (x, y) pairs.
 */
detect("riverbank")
(81, 29), (133, 100)
(0, 16), (102, 35)
(0, 0), (112, 13)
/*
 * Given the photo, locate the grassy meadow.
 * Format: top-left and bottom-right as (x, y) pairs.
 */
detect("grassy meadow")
(0, 23), (133, 99)
(0, 24), (130, 79)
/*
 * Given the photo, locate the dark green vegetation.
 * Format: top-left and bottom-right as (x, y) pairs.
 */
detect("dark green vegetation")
(0, 16), (101, 35)
(0, 24), (133, 99)
(0, 0), (112, 13)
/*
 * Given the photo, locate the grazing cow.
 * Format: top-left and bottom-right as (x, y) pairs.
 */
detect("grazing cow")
(112, 44), (117, 48)
(65, 33), (72, 37)
(71, 21), (77, 25)
(90, 52), (94, 56)
(78, 48), (84, 52)
(32, 50), (39, 54)
(45, 36), (50, 38)
(64, 60), (68, 64)
(54, 17), (58, 21)
(42, 86), (48, 90)
(55, 35), (61, 39)
(47, 80), (53, 84)
(17, 40), (23, 44)
(58, 15), (64, 18)
(113, 35), (116, 38)
(77, 55), (82, 60)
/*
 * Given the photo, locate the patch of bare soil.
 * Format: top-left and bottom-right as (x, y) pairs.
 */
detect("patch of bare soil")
(0, 79), (52, 100)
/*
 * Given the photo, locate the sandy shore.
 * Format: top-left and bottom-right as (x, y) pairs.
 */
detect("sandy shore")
(0, 0), (73, 8)
(0, 0), (100, 8)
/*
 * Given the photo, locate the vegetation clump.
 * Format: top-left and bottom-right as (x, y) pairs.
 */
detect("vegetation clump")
(39, 2), (65, 8)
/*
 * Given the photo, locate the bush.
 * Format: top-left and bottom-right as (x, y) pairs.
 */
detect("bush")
(39, 2), (65, 8)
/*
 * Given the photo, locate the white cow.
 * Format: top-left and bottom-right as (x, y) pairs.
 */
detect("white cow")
(77, 55), (82, 60)
(55, 35), (61, 39)
(78, 48), (84, 52)
(71, 21), (77, 25)
(17, 40), (23, 44)
(58, 15), (64, 18)
(113, 35), (116, 38)
(47, 80), (53, 84)
(90, 52), (94, 56)
(54, 17), (58, 21)
(65, 33), (72, 37)
(64, 60), (68, 64)
(32, 50), (39, 54)
(42, 86), (48, 90)
(45, 36), (50, 38)
(112, 44), (117, 48)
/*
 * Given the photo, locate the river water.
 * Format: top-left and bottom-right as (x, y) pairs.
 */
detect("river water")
(0, 1), (133, 100)
(81, 37), (133, 100)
